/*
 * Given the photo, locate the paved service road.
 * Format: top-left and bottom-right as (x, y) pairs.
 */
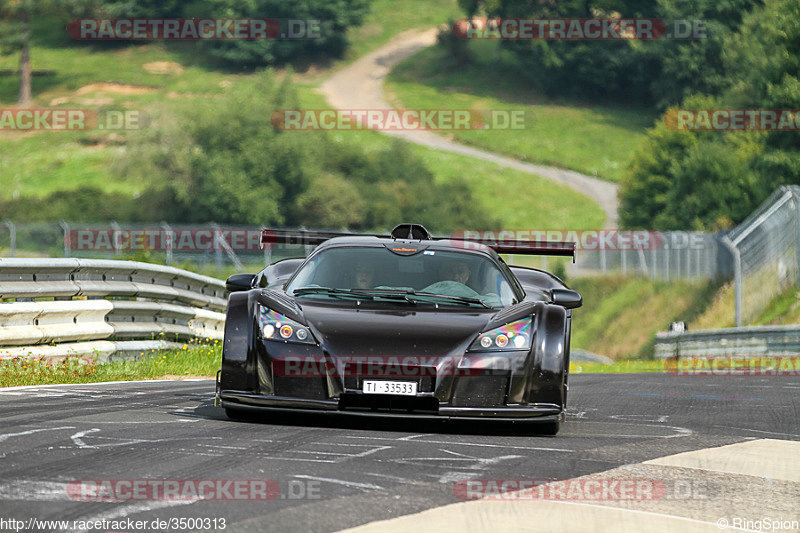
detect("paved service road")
(321, 29), (620, 227)
(0, 374), (798, 532)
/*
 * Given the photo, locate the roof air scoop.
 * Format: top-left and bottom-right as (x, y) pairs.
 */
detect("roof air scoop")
(390, 223), (431, 240)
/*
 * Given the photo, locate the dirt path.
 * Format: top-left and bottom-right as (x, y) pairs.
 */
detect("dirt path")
(320, 28), (620, 227)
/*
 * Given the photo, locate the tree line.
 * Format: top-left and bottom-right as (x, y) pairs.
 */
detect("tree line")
(0, 0), (370, 104)
(456, 0), (799, 230)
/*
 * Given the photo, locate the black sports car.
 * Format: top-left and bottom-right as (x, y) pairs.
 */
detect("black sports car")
(216, 224), (581, 434)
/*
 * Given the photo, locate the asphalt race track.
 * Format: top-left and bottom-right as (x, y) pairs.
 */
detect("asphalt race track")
(0, 374), (798, 532)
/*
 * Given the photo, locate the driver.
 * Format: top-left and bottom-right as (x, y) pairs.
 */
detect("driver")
(441, 261), (471, 285)
(353, 263), (375, 289)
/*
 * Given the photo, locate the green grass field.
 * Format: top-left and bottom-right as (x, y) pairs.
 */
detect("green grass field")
(344, 0), (461, 63)
(0, 22), (237, 199)
(297, 89), (606, 229)
(386, 42), (655, 182)
(569, 275), (723, 359)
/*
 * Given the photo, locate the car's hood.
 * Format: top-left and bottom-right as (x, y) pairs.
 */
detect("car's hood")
(299, 302), (494, 357)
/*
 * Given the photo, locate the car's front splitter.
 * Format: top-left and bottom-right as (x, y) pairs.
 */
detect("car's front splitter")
(218, 389), (562, 422)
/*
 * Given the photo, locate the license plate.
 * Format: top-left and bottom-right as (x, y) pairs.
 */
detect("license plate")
(362, 380), (417, 396)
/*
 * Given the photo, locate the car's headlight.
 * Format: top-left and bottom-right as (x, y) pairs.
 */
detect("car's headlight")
(258, 306), (316, 344)
(469, 318), (532, 352)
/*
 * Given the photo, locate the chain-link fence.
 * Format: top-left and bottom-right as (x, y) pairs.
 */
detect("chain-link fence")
(2, 187), (799, 326)
(724, 186), (800, 326)
(0, 222), (295, 271)
(1, 222), (732, 281)
(567, 231), (731, 280)
(569, 187), (800, 325)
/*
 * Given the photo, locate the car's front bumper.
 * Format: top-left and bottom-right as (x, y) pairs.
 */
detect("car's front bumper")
(217, 383), (563, 422)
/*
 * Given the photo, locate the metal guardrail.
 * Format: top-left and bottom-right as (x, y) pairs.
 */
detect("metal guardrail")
(0, 259), (227, 361)
(654, 325), (800, 359)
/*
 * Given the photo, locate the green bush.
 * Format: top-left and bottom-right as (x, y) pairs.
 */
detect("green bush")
(186, 0), (372, 67)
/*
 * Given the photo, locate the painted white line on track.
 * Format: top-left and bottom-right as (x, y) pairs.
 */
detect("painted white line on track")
(436, 471), (480, 484)
(713, 425), (800, 438)
(70, 428), (100, 448)
(293, 475), (384, 492)
(363, 473), (413, 483)
(0, 426), (76, 443)
(341, 435), (574, 453)
(76, 419), (199, 424)
(398, 434), (428, 441)
(0, 480), (72, 501)
(71, 499), (197, 533)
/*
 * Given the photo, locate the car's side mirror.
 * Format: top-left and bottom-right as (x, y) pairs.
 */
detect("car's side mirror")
(225, 273), (256, 292)
(551, 288), (582, 309)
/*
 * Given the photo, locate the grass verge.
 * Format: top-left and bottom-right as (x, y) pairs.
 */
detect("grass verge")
(0, 341), (220, 388)
(754, 286), (800, 325)
(569, 360), (667, 374)
(569, 275), (723, 359)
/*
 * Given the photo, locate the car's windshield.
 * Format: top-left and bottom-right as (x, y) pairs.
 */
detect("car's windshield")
(286, 247), (517, 307)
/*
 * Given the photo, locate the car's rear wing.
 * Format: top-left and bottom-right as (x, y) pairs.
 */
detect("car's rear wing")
(487, 239), (575, 259)
(260, 224), (575, 261)
(260, 229), (367, 248)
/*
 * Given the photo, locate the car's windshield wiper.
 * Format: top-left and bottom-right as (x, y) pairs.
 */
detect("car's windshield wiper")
(292, 287), (416, 304)
(413, 291), (491, 308)
(293, 287), (487, 307)
(292, 287), (374, 300)
(350, 288), (417, 305)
